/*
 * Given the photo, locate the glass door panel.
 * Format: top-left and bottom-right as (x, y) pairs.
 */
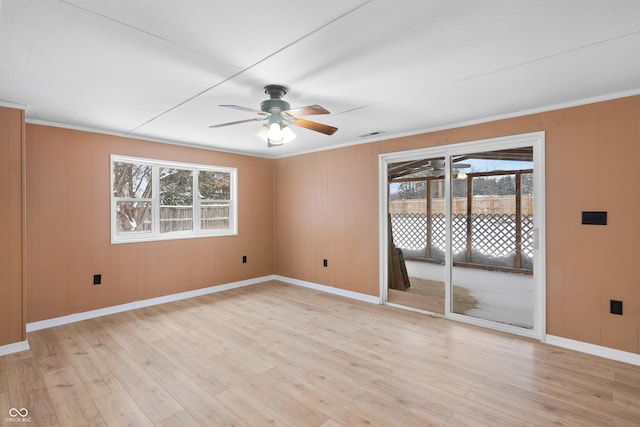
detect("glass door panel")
(449, 149), (535, 329)
(387, 157), (447, 314)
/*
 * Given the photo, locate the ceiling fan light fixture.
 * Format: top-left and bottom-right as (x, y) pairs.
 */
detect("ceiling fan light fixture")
(454, 172), (468, 180)
(255, 125), (269, 142)
(279, 125), (296, 143)
(255, 122), (296, 146)
(267, 122), (283, 140)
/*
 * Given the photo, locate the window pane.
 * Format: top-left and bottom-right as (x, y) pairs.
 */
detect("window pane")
(113, 162), (152, 198)
(160, 168), (193, 233)
(116, 201), (151, 233)
(160, 206), (194, 233)
(199, 170), (230, 200)
(201, 201), (230, 230)
(160, 168), (193, 205)
(199, 170), (230, 230)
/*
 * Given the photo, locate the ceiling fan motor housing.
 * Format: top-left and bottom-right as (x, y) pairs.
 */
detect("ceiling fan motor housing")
(261, 98), (290, 114)
(261, 84), (290, 114)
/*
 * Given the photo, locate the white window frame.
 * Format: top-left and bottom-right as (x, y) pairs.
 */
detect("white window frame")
(111, 155), (238, 244)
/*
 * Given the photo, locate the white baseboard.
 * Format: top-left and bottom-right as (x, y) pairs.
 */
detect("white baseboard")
(26, 276), (273, 332)
(274, 275), (381, 305)
(545, 335), (640, 367)
(0, 340), (30, 357)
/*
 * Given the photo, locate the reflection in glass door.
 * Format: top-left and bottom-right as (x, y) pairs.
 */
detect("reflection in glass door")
(387, 157), (448, 314)
(449, 148), (535, 329)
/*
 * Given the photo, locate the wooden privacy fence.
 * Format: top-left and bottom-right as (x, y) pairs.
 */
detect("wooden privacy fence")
(159, 205), (229, 232)
(390, 195), (533, 216)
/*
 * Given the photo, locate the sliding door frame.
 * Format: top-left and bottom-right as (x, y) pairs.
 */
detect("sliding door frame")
(379, 131), (546, 340)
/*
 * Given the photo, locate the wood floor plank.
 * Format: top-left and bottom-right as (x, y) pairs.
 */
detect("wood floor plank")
(154, 410), (202, 427)
(105, 316), (181, 379)
(237, 367), (331, 426)
(153, 370), (247, 426)
(381, 369), (525, 425)
(351, 388), (448, 426)
(613, 381), (640, 412)
(93, 390), (154, 427)
(76, 319), (185, 423)
(52, 323), (124, 399)
(2, 280), (640, 426)
(147, 335), (212, 376)
(319, 420), (346, 427)
(95, 349), (184, 423)
(28, 328), (71, 374)
(389, 288), (444, 313)
(41, 365), (106, 427)
(214, 384), (294, 426)
(189, 365), (237, 396)
(6, 357), (60, 426)
(272, 379), (389, 426)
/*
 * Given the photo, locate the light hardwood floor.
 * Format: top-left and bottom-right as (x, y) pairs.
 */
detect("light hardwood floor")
(2, 280), (640, 426)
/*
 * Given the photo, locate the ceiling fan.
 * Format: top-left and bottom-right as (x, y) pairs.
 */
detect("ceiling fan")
(210, 85), (338, 147)
(426, 160), (471, 179)
(388, 158), (471, 180)
(426, 159), (470, 171)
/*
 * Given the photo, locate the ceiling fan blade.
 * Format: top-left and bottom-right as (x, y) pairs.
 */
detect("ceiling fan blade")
(284, 105), (330, 116)
(220, 104), (268, 115)
(292, 118), (338, 135)
(209, 117), (266, 128)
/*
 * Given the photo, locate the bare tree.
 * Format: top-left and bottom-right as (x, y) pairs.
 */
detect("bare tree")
(113, 162), (152, 232)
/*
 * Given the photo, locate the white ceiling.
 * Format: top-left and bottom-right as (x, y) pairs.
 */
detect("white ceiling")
(2, 0), (640, 158)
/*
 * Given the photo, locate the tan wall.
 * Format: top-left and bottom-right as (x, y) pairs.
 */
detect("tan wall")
(25, 124), (274, 322)
(274, 145), (379, 296)
(0, 107), (25, 346)
(274, 95), (640, 355)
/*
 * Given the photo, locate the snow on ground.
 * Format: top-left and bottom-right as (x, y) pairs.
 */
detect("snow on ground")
(405, 260), (534, 329)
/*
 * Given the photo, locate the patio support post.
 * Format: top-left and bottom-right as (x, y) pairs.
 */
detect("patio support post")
(515, 172), (522, 269)
(465, 174), (473, 263)
(426, 179), (432, 259)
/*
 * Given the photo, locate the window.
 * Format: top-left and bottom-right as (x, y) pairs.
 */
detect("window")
(111, 155), (237, 243)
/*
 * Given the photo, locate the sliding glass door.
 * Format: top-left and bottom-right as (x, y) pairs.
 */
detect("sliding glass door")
(382, 132), (545, 339)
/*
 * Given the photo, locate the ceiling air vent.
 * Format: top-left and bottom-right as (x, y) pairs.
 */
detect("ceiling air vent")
(359, 131), (385, 138)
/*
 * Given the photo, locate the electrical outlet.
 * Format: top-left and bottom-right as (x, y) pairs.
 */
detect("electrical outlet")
(323, 259), (328, 267)
(610, 300), (623, 315)
(242, 255), (247, 264)
(582, 211), (607, 225)
(93, 274), (101, 285)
